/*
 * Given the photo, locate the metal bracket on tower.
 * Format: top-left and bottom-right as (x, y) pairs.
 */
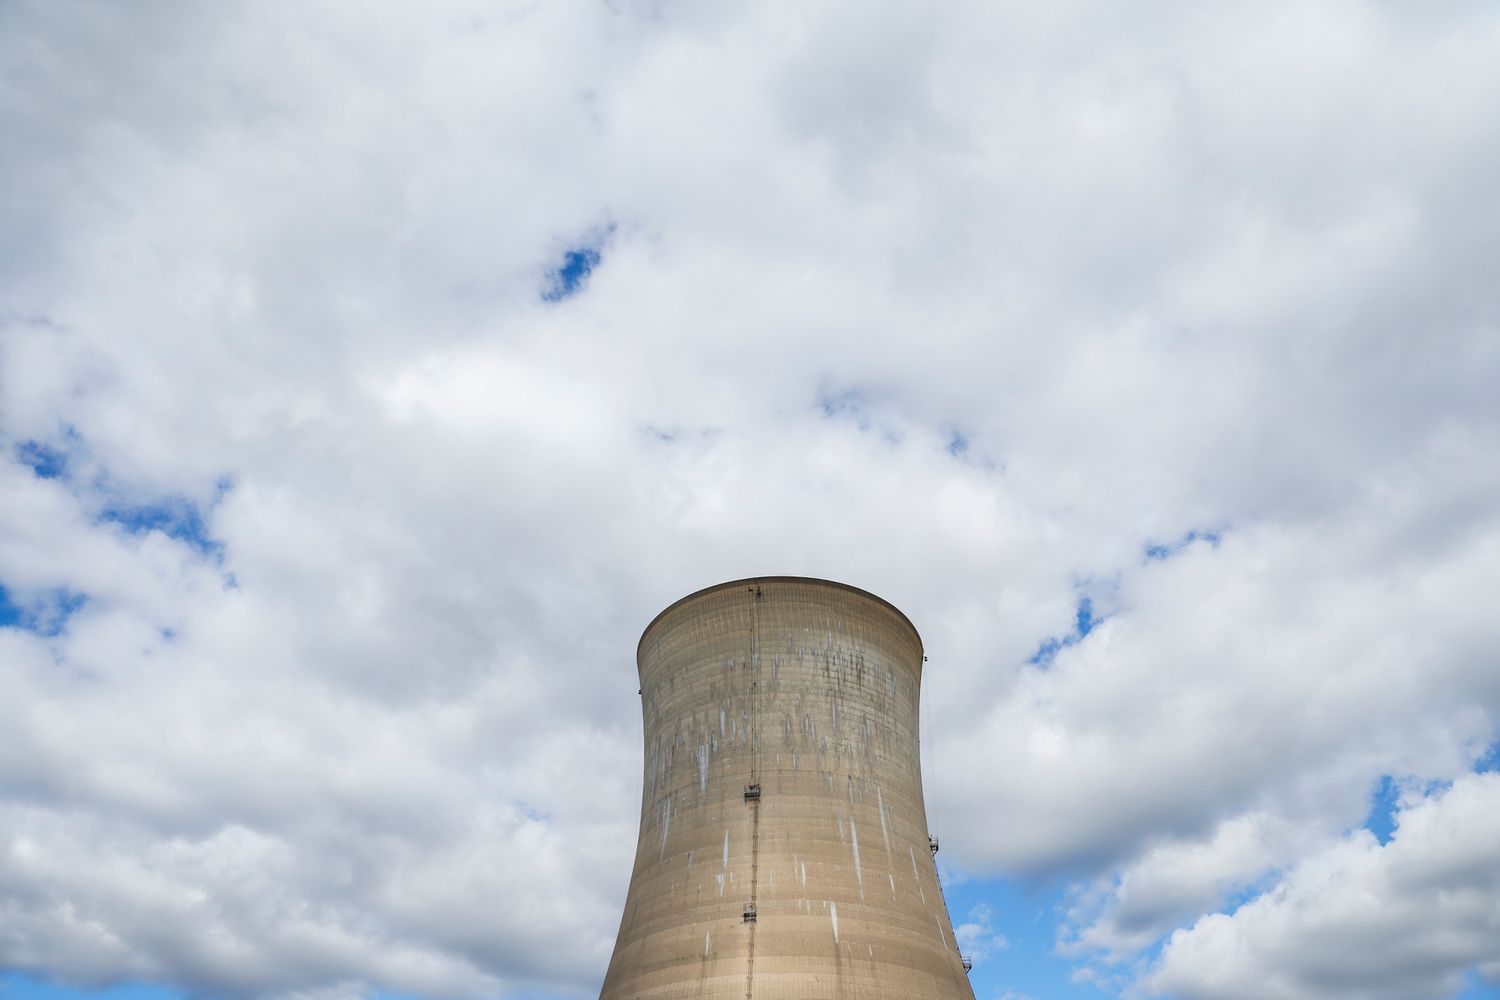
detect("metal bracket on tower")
(743, 903), (757, 922)
(929, 835), (940, 856)
(961, 956), (973, 974)
(744, 783), (761, 801)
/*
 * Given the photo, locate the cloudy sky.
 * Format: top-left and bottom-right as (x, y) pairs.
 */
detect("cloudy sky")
(3, 2), (1499, 999)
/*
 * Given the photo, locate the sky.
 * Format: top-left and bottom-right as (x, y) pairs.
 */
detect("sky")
(1, 2), (1499, 999)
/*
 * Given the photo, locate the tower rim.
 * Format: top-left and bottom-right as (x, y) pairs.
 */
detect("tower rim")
(636, 575), (924, 667)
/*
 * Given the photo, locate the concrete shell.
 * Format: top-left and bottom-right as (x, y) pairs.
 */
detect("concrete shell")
(600, 577), (975, 1000)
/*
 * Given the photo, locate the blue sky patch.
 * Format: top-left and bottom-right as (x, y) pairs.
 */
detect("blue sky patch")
(15, 440), (68, 479)
(1455, 970), (1500, 1000)
(0, 584), (21, 627)
(1363, 776), (1473, 845)
(942, 874), (1100, 1000)
(0, 583), (87, 637)
(638, 424), (721, 448)
(812, 386), (911, 446)
(1476, 740), (1500, 774)
(816, 387), (873, 428)
(99, 481), (230, 561)
(1364, 774), (1400, 845)
(541, 227), (613, 302)
(0, 975), (184, 1000)
(1144, 528), (1223, 561)
(1028, 636), (1065, 667)
(1028, 596), (1102, 667)
(1219, 878), (1276, 917)
(12, 430), (232, 565)
(1075, 596), (1098, 637)
(941, 425), (1001, 471)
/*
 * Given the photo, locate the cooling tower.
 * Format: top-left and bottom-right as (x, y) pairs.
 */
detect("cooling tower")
(600, 577), (975, 1000)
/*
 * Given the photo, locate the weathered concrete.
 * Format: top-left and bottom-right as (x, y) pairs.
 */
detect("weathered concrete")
(600, 577), (975, 1000)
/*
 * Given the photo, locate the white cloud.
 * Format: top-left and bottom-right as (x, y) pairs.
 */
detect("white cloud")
(1, 1), (1499, 998)
(955, 903), (1010, 966)
(1061, 811), (1325, 960)
(1147, 773), (1500, 1000)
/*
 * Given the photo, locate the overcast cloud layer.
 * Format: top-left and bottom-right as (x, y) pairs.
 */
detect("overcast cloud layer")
(2, 3), (1499, 999)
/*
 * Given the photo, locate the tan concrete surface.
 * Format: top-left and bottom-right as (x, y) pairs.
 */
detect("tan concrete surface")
(600, 577), (976, 1000)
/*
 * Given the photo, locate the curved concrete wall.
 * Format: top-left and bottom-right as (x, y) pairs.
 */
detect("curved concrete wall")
(600, 577), (975, 1000)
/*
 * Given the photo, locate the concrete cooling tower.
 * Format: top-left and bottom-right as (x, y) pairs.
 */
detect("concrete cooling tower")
(600, 577), (976, 1000)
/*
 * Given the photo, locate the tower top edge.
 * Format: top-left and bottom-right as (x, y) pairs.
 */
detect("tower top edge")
(636, 575), (924, 664)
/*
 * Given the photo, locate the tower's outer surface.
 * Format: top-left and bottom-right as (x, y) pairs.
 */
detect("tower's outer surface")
(600, 577), (975, 1000)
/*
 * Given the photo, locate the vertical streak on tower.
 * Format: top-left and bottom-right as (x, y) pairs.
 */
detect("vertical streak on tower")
(743, 585), (759, 1000)
(600, 577), (975, 1000)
